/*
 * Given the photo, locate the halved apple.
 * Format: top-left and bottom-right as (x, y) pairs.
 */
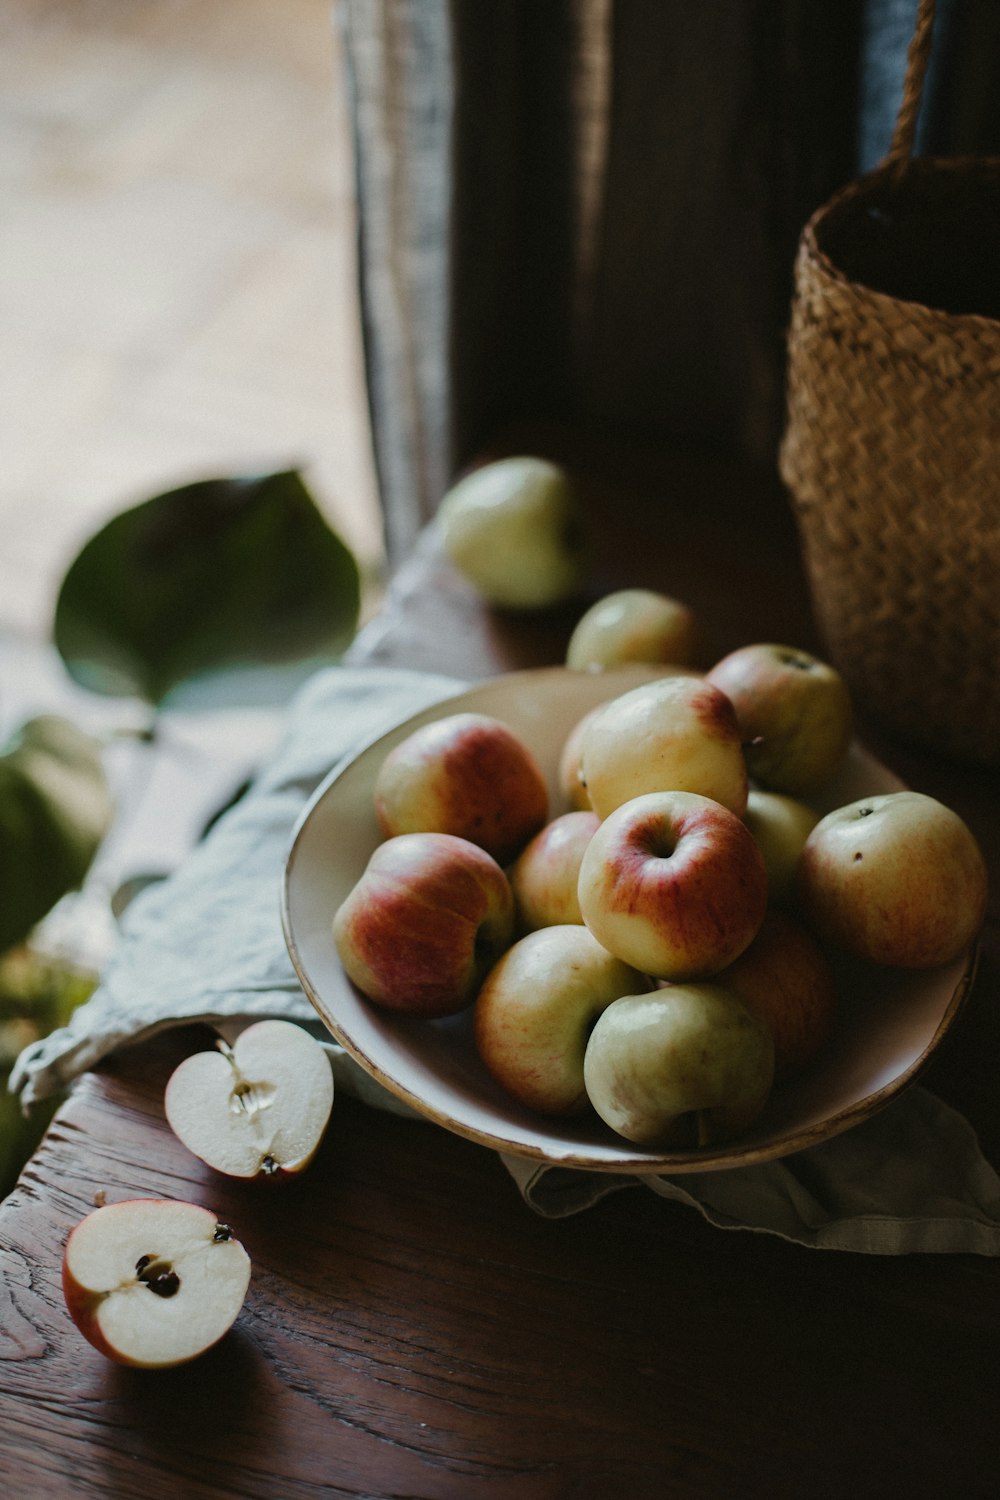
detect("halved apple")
(164, 1019), (334, 1179)
(62, 1198), (251, 1368)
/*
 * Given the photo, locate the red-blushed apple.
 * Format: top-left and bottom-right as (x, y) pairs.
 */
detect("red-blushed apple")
(713, 908), (837, 1082)
(557, 704), (601, 811)
(508, 810), (600, 931)
(797, 791), (988, 969)
(583, 985), (774, 1147)
(578, 675), (748, 819)
(437, 455), (587, 608)
(164, 1020), (334, 1180)
(577, 790), (768, 979)
(374, 711), (548, 865)
(62, 1199), (251, 1368)
(333, 831), (515, 1017)
(743, 788), (820, 907)
(705, 642), (853, 795)
(566, 589), (700, 672)
(474, 925), (649, 1116)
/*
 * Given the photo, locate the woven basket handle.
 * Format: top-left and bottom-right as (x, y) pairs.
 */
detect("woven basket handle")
(885, 0), (937, 165)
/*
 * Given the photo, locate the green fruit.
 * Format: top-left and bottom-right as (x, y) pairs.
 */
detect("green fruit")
(438, 456), (587, 609)
(0, 716), (113, 953)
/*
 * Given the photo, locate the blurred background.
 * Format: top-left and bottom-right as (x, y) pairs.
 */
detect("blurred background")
(0, 0), (383, 646)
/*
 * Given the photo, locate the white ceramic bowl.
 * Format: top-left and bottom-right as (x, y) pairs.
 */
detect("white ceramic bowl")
(281, 666), (974, 1173)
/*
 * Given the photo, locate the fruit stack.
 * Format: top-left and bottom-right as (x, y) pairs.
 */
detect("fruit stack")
(333, 604), (987, 1152)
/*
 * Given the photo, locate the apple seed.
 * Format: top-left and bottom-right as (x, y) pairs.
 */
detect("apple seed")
(135, 1255), (181, 1298)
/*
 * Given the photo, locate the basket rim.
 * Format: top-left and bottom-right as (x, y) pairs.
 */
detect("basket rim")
(799, 154), (1000, 333)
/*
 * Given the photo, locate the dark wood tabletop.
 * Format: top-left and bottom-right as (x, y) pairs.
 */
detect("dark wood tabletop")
(3, 434), (1000, 1499)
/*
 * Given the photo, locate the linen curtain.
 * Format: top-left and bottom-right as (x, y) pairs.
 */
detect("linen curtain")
(338, 0), (1000, 566)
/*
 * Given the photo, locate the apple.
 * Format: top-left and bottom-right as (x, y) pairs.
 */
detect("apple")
(577, 790), (768, 979)
(474, 925), (649, 1116)
(62, 1198), (251, 1368)
(374, 711), (549, 865)
(557, 705), (602, 811)
(797, 791), (988, 968)
(743, 788), (819, 906)
(508, 810), (600, 931)
(566, 589), (700, 672)
(583, 986), (774, 1146)
(714, 908), (837, 1081)
(578, 674), (748, 819)
(164, 1020), (334, 1180)
(705, 642), (853, 794)
(333, 831), (515, 1016)
(437, 455), (587, 608)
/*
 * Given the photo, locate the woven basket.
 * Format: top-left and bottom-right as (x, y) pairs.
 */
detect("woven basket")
(779, 0), (1000, 767)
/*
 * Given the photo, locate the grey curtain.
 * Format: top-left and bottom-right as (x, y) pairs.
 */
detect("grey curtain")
(338, 0), (1000, 566)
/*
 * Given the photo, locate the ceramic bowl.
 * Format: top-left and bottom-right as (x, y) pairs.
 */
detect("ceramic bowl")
(282, 666), (974, 1173)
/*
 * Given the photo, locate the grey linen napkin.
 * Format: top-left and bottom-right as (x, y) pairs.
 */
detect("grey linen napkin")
(12, 666), (1000, 1255)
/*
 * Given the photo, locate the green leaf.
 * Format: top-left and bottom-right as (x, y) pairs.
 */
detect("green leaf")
(54, 470), (361, 703)
(0, 717), (113, 954)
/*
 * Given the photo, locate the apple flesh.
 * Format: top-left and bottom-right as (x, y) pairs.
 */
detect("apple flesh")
(566, 589), (700, 672)
(577, 790), (768, 979)
(583, 986), (774, 1147)
(714, 908), (837, 1082)
(374, 711), (549, 866)
(164, 1020), (334, 1180)
(474, 925), (649, 1116)
(578, 675), (748, 819)
(705, 642), (853, 795)
(333, 831), (515, 1016)
(437, 455), (587, 608)
(797, 791), (988, 968)
(743, 788), (819, 907)
(62, 1198), (251, 1368)
(508, 810), (600, 931)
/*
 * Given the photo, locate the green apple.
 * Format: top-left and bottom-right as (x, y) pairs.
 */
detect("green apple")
(743, 788), (819, 906)
(437, 456), (586, 609)
(705, 642), (853, 795)
(474, 925), (648, 1116)
(578, 674), (748, 819)
(566, 589), (700, 671)
(797, 791), (988, 968)
(557, 704), (601, 811)
(583, 986), (774, 1147)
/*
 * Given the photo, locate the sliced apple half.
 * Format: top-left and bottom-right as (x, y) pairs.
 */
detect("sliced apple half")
(164, 1019), (334, 1179)
(62, 1198), (251, 1368)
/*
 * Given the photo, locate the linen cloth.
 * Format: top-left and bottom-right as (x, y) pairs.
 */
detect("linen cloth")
(12, 665), (1000, 1255)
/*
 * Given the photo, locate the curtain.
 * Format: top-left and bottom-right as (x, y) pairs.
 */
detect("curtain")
(338, 0), (1000, 566)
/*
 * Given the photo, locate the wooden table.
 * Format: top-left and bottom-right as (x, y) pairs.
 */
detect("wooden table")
(3, 438), (1000, 1498)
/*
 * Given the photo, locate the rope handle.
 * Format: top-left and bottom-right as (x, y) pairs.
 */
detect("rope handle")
(885, 0), (936, 165)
